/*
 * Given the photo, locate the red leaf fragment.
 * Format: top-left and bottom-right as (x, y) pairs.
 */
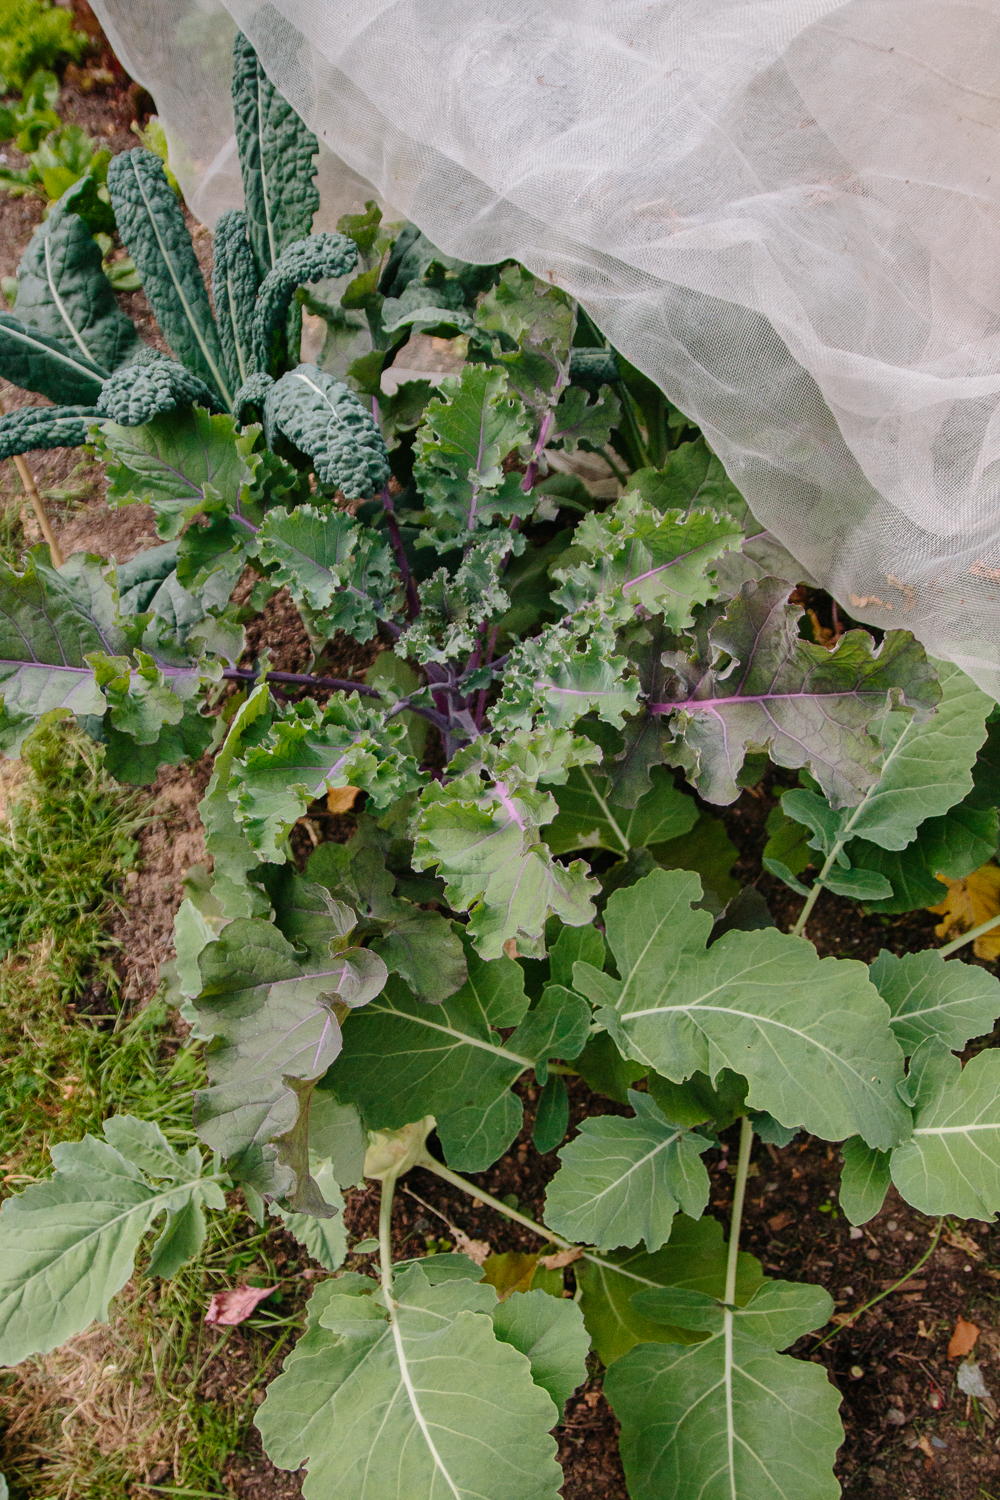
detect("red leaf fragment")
(205, 1284), (278, 1325)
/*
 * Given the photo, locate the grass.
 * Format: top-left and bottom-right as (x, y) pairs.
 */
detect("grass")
(0, 721), (310, 1499)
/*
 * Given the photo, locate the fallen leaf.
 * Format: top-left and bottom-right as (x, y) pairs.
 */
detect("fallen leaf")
(768, 1210), (795, 1232)
(327, 785), (362, 814)
(205, 1285), (277, 1326)
(945, 1228), (983, 1260)
(482, 1251), (538, 1299)
(452, 1229), (491, 1266)
(948, 1316), (980, 1359)
(929, 865), (1000, 960)
(539, 1246), (584, 1270)
(917, 1434), (935, 1460)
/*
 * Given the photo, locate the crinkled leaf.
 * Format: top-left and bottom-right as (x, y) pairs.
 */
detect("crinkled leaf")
(255, 1266), (562, 1500)
(549, 382), (621, 453)
(571, 868), (909, 1149)
(890, 1041), (1000, 1218)
(107, 149), (231, 406)
(211, 207), (259, 389)
(651, 578), (940, 808)
(96, 347), (223, 426)
(0, 403), (98, 463)
(623, 438), (750, 522)
(575, 1214), (764, 1365)
(870, 948), (1000, 1057)
(0, 1119), (224, 1365)
(544, 1090), (710, 1252)
(605, 1281), (841, 1500)
(252, 502), (394, 641)
(263, 364), (389, 499)
(493, 610), (641, 735)
(252, 237), (358, 375)
(404, 537), (514, 667)
(544, 762), (697, 856)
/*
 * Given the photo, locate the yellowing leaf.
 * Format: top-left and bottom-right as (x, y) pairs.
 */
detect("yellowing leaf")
(327, 785), (362, 814)
(929, 863), (1000, 960)
(482, 1251), (539, 1300)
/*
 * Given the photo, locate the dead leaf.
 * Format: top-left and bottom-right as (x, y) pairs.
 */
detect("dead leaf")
(945, 1228), (983, 1260)
(205, 1285), (277, 1326)
(482, 1251), (538, 1300)
(539, 1246), (584, 1270)
(327, 785), (361, 814)
(452, 1229), (491, 1267)
(916, 1434), (936, 1461)
(929, 865), (1000, 960)
(948, 1316), (980, 1359)
(768, 1211), (795, 1233)
(502, 937), (519, 960)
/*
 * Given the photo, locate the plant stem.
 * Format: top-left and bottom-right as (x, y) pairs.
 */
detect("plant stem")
(420, 1155), (576, 1251)
(939, 912), (1000, 957)
(12, 453), (64, 567)
(725, 1115), (753, 1305)
(810, 1217), (944, 1349)
(222, 666), (381, 697)
(380, 484), (421, 619)
(378, 1172), (397, 1308)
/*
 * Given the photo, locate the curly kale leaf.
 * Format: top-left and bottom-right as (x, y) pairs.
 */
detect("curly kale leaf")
(493, 606), (641, 733)
(646, 577), (941, 808)
(413, 729), (602, 959)
(96, 348), (224, 426)
(252, 503), (395, 642)
(211, 208), (259, 390)
(14, 189), (140, 372)
(229, 696), (420, 862)
(403, 537), (517, 667)
(231, 31), (319, 280)
(107, 149), (232, 408)
(412, 364), (534, 549)
(251, 233), (358, 376)
(263, 364), (389, 499)
(0, 403), (98, 461)
(0, 311), (105, 404)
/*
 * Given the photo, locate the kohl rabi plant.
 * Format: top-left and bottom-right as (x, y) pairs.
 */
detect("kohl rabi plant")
(2, 30), (1000, 1500)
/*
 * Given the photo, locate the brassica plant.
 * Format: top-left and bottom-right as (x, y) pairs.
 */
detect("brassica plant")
(1, 32), (999, 1500)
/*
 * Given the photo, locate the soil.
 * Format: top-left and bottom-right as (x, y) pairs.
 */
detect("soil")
(2, 24), (1000, 1500)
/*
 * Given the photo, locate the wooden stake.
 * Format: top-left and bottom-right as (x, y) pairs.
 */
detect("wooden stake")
(0, 396), (64, 568)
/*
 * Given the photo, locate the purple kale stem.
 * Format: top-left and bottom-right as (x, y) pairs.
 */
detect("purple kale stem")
(474, 625), (500, 727)
(223, 667), (381, 696)
(380, 483), (421, 619)
(521, 366), (567, 494)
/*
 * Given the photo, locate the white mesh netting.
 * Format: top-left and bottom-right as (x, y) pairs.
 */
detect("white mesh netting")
(90, 0), (1000, 694)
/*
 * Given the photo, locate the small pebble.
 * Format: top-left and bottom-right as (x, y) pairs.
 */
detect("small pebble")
(850, 1365), (864, 1379)
(887, 1220), (898, 1231)
(849, 1226), (864, 1240)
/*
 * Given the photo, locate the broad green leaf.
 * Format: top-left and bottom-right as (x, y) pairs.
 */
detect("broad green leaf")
(652, 578), (941, 808)
(490, 1289), (590, 1418)
(232, 30), (319, 279)
(0, 308), (105, 403)
(532, 1073), (569, 1153)
(651, 808), (740, 904)
(308, 1089), (367, 1188)
(107, 149), (231, 406)
(848, 803), (999, 913)
(198, 686), (276, 918)
(548, 920), (606, 989)
(575, 1030), (648, 1104)
(544, 1090), (709, 1251)
(14, 190), (139, 371)
(571, 868), (910, 1149)
(230, 695), (419, 860)
(605, 1281), (841, 1500)
(193, 917), (387, 1173)
(623, 438), (750, 521)
(95, 407), (258, 539)
(412, 363), (534, 548)
(575, 1214), (764, 1365)
(328, 949), (590, 1171)
(839, 1137), (891, 1226)
(549, 383), (621, 453)
(869, 948), (1000, 1056)
(646, 1068), (749, 1132)
(263, 364), (389, 498)
(255, 1266), (563, 1500)
(252, 502), (394, 640)
(544, 762), (697, 856)
(413, 732), (602, 960)
(0, 1118), (224, 1365)
(211, 207), (258, 389)
(632, 1278), (833, 1347)
(890, 1041), (1000, 1218)
(552, 494), (742, 627)
(271, 1159), (348, 1271)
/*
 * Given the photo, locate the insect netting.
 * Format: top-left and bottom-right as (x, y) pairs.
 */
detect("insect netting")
(90, 0), (1000, 694)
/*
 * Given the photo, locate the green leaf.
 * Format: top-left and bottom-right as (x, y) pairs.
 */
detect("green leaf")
(652, 578), (941, 808)
(544, 1090), (710, 1252)
(0, 308), (106, 403)
(0, 403), (98, 465)
(95, 407), (258, 539)
(650, 808), (740, 904)
(0, 1118), (224, 1365)
(308, 1089), (368, 1189)
(552, 495), (742, 628)
(544, 762), (697, 856)
(211, 207), (259, 389)
(412, 363), (534, 548)
(232, 31), (319, 279)
(848, 803), (999, 913)
(490, 1288), (589, 1419)
(13, 190), (139, 372)
(571, 868), (910, 1149)
(549, 383), (621, 453)
(252, 236), (359, 375)
(230, 695), (419, 860)
(264, 364), (389, 499)
(869, 948), (1000, 1057)
(646, 1068), (749, 1132)
(106, 149), (231, 407)
(623, 438), (750, 521)
(413, 732), (602, 960)
(574, 1030), (648, 1104)
(404, 537), (513, 667)
(575, 1214), (764, 1365)
(252, 502), (395, 641)
(328, 947), (589, 1172)
(198, 685), (275, 918)
(532, 1073), (569, 1154)
(193, 917), (387, 1177)
(271, 1158), (347, 1271)
(605, 1280), (841, 1500)
(493, 610), (642, 735)
(255, 1266), (563, 1500)
(839, 1137), (891, 1226)
(890, 1041), (1000, 1218)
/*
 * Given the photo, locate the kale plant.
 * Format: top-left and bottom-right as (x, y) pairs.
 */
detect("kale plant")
(1, 31), (1000, 1500)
